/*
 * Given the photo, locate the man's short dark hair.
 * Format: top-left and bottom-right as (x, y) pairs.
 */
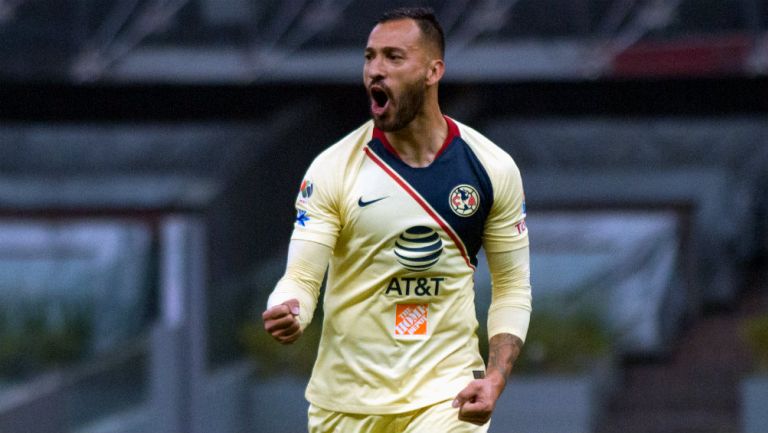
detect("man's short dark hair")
(378, 7), (445, 58)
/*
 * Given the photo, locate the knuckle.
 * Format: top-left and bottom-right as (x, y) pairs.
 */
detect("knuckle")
(272, 327), (289, 338)
(264, 321), (283, 334)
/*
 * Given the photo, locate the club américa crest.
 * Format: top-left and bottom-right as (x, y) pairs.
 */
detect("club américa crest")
(449, 184), (479, 217)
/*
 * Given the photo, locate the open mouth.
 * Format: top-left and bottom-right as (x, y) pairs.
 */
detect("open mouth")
(369, 85), (390, 115)
(372, 88), (388, 107)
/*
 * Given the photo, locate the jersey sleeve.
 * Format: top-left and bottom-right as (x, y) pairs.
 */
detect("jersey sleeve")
(486, 246), (532, 341)
(290, 155), (342, 250)
(483, 158), (528, 253)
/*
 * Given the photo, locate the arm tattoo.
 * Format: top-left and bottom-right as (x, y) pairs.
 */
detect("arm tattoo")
(487, 333), (523, 385)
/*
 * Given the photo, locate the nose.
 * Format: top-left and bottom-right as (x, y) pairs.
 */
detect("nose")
(365, 55), (385, 83)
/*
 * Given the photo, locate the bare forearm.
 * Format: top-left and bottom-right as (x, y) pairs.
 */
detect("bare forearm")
(485, 333), (523, 390)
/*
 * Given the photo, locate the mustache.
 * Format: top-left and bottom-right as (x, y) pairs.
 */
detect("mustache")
(368, 79), (390, 93)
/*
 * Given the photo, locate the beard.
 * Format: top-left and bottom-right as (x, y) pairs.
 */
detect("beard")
(371, 79), (426, 132)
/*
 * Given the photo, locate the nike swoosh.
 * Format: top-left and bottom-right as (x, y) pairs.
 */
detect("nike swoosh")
(358, 196), (388, 207)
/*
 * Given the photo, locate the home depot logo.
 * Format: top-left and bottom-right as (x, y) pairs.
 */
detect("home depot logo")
(394, 304), (428, 337)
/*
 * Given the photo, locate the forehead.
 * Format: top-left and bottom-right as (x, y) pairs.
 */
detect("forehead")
(366, 18), (424, 51)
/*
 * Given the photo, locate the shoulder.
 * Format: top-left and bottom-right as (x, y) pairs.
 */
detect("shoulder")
(302, 121), (373, 202)
(453, 118), (520, 177)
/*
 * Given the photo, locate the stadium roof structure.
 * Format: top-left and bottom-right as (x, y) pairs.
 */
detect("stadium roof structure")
(0, 0), (766, 83)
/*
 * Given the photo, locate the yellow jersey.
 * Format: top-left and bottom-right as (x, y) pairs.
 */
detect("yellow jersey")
(291, 116), (528, 414)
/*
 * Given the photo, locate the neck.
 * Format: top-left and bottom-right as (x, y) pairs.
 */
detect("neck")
(384, 100), (447, 168)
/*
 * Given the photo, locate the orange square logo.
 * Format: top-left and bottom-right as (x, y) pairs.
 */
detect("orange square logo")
(395, 304), (428, 336)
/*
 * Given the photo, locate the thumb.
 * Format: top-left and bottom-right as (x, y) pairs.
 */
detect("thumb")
(283, 299), (300, 316)
(452, 382), (478, 408)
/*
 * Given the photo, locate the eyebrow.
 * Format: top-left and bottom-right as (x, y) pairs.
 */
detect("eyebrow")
(364, 46), (407, 55)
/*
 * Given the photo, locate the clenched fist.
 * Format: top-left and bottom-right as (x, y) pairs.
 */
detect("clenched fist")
(262, 299), (302, 344)
(452, 377), (503, 426)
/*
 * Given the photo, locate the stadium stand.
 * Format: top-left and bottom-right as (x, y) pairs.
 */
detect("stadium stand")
(483, 117), (768, 307)
(475, 210), (687, 356)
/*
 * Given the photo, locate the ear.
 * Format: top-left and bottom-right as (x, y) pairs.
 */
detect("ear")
(425, 59), (445, 86)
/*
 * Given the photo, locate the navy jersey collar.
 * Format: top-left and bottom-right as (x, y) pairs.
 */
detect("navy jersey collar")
(371, 116), (461, 163)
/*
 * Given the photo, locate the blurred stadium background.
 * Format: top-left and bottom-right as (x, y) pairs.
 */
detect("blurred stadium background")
(0, 1), (767, 432)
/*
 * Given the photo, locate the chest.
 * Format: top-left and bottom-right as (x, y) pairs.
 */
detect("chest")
(338, 143), (493, 263)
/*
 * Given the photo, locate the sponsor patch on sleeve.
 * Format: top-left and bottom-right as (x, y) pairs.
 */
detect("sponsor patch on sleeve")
(515, 219), (527, 234)
(394, 303), (428, 337)
(297, 179), (314, 204)
(295, 210), (310, 226)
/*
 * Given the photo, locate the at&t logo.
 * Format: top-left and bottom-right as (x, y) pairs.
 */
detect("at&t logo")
(394, 226), (443, 271)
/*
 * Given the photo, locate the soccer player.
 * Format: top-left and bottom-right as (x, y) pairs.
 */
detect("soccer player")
(262, 6), (531, 433)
